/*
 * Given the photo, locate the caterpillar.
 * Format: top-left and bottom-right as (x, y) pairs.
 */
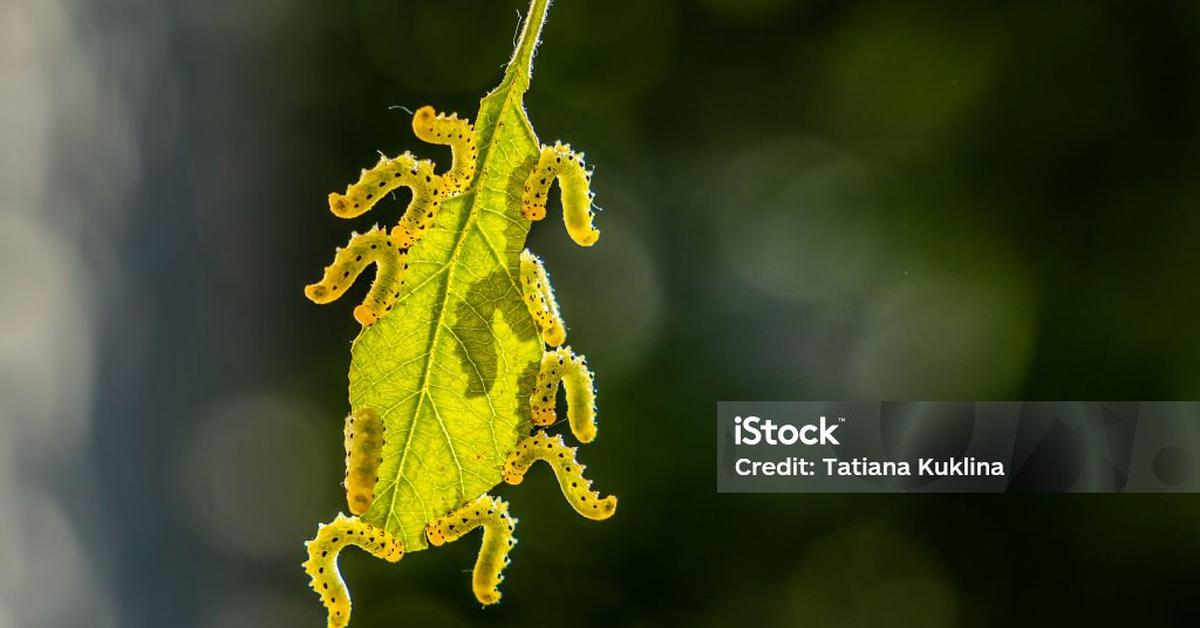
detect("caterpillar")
(425, 495), (517, 605)
(531, 346), (597, 443)
(303, 227), (409, 327)
(411, 105), (477, 194)
(521, 142), (600, 247)
(519, 250), (566, 347)
(303, 513), (403, 628)
(503, 430), (617, 521)
(343, 409), (386, 515)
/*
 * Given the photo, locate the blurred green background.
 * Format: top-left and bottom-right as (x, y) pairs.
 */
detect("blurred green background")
(4, 0), (1200, 626)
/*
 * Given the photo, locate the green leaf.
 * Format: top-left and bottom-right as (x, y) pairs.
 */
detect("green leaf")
(353, 0), (551, 552)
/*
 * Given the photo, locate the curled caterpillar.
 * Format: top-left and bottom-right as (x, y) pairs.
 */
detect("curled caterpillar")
(303, 226), (409, 327)
(425, 495), (517, 605)
(521, 142), (599, 247)
(412, 105), (478, 194)
(303, 513), (403, 628)
(328, 152), (440, 220)
(503, 430), (617, 521)
(531, 346), (597, 443)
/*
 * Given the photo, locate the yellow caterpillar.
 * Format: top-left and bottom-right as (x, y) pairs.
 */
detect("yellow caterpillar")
(502, 430), (617, 520)
(342, 409), (385, 516)
(530, 346), (598, 443)
(425, 495), (517, 605)
(411, 105), (476, 194)
(521, 141), (600, 247)
(303, 513), (403, 628)
(519, 250), (567, 346)
(303, 227), (409, 327)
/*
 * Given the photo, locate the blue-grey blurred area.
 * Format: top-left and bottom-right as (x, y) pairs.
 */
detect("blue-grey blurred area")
(3, 0), (1199, 626)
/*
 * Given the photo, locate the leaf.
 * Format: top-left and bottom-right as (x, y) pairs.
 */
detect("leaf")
(352, 0), (552, 552)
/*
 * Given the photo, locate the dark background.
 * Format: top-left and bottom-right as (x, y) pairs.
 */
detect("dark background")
(5, 0), (1200, 626)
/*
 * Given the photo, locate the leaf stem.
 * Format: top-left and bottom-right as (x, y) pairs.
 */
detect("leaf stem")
(505, 0), (552, 90)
